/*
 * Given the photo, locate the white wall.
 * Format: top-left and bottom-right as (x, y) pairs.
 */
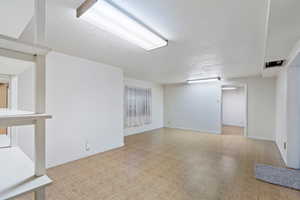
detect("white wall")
(230, 76), (276, 141)
(17, 52), (124, 168)
(124, 78), (164, 136)
(17, 67), (35, 159)
(164, 83), (222, 134)
(222, 88), (246, 127)
(163, 76), (276, 140)
(275, 68), (288, 163)
(286, 66), (300, 169)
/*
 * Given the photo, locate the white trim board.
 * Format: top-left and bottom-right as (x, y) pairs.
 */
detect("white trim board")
(164, 127), (275, 142)
(124, 127), (163, 136)
(164, 126), (221, 134)
(247, 135), (274, 142)
(222, 123), (245, 128)
(0, 34), (50, 57)
(276, 141), (287, 165)
(47, 142), (124, 168)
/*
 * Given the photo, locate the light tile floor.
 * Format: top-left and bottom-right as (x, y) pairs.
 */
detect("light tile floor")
(16, 128), (300, 200)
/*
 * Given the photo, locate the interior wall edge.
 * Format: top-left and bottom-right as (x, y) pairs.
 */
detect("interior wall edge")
(275, 140), (287, 165)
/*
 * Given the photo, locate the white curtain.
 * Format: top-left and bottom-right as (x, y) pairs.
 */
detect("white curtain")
(124, 86), (152, 128)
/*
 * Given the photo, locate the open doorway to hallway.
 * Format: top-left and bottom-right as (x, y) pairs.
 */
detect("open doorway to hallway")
(0, 80), (10, 148)
(221, 85), (247, 136)
(0, 83), (8, 135)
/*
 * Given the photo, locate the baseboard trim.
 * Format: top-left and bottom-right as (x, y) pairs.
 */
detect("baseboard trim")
(124, 127), (164, 136)
(164, 126), (221, 134)
(47, 142), (125, 169)
(222, 123), (245, 128)
(247, 135), (274, 141)
(275, 140), (287, 165)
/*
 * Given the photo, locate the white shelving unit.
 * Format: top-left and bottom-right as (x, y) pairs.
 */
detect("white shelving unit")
(0, 1), (51, 199)
(0, 39), (52, 200)
(0, 147), (52, 200)
(0, 109), (51, 127)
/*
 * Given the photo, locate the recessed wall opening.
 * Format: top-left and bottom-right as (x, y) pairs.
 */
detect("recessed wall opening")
(221, 84), (247, 136)
(0, 55), (34, 149)
(0, 77), (10, 148)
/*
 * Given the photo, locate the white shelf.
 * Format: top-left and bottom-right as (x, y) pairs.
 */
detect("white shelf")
(0, 135), (10, 147)
(0, 109), (52, 128)
(0, 34), (50, 56)
(0, 147), (52, 200)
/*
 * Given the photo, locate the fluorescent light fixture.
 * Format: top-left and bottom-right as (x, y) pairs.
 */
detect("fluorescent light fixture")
(187, 77), (221, 84)
(222, 87), (237, 90)
(77, 0), (168, 51)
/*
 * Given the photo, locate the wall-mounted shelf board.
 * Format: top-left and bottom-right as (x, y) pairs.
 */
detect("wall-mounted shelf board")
(0, 147), (52, 200)
(0, 34), (50, 56)
(0, 109), (52, 128)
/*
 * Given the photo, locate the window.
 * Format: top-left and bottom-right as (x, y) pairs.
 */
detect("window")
(124, 86), (152, 128)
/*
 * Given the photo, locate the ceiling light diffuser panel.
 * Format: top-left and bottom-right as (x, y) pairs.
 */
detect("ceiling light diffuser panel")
(187, 77), (221, 84)
(222, 87), (237, 90)
(77, 0), (167, 51)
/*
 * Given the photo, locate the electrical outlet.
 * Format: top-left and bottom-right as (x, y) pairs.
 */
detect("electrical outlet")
(85, 141), (91, 151)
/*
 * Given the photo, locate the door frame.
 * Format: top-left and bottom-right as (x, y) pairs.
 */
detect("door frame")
(220, 82), (248, 137)
(0, 74), (13, 147)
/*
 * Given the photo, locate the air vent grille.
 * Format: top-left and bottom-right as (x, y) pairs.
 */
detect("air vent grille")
(265, 60), (286, 69)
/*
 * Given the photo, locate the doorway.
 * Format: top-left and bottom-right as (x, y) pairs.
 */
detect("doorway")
(221, 85), (247, 136)
(0, 82), (10, 147)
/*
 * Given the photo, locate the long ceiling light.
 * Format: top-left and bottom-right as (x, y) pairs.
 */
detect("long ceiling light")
(187, 77), (221, 84)
(222, 87), (237, 90)
(77, 0), (168, 51)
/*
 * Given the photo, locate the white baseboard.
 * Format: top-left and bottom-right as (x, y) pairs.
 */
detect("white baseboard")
(222, 123), (245, 128)
(124, 126), (164, 136)
(47, 142), (124, 169)
(164, 126), (221, 134)
(247, 135), (274, 141)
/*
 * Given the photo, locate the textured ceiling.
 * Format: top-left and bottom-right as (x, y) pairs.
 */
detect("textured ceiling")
(19, 0), (268, 83)
(2, 0), (300, 83)
(0, 0), (34, 38)
(0, 0), (34, 75)
(266, 0), (300, 61)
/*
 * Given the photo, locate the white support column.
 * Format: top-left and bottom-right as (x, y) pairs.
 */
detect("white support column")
(34, 0), (46, 45)
(261, 0), (271, 71)
(286, 66), (300, 169)
(35, 55), (46, 114)
(34, 2), (47, 200)
(34, 188), (46, 200)
(34, 119), (46, 176)
(10, 75), (19, 147)
(34, 1), (48, 199)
